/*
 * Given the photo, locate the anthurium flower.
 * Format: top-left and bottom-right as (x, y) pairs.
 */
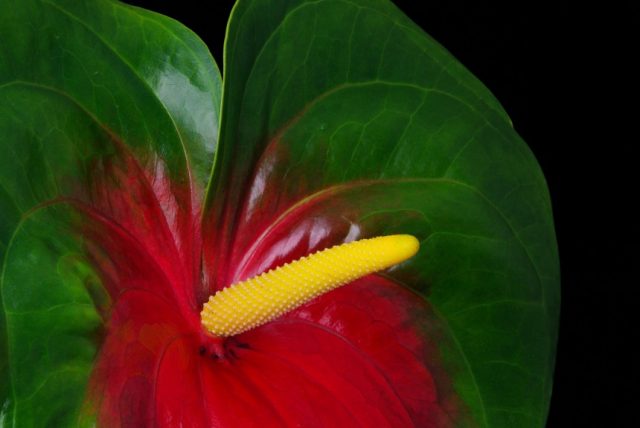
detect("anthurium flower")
(0, 0), (559, 427)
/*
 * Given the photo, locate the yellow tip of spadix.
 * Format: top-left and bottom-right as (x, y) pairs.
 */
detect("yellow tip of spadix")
(382, 234), (420, 265)
(201, 234), (420, 337)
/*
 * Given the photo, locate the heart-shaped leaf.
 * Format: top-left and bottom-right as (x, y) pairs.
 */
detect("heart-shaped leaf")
(0, 0), (220, 424)
(203, 1), (559, 425)
(1, 0), (559, 426)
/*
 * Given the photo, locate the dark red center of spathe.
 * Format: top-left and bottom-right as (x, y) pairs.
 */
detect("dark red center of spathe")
(72, 148), (462, 427)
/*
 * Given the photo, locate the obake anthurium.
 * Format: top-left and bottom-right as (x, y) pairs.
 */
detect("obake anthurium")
(0, 0), (559, 427)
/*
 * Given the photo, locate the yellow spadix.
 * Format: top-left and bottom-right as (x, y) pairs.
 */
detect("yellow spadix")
(201, 234), (419, 337)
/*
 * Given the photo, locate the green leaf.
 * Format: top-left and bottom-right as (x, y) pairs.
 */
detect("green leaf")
(205, 0), (559, 426)
(1, 0), (559, 426)
(0, 0), (221, 424)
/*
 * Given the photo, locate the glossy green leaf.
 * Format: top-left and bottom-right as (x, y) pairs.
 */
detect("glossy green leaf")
(203, 0), (559, 426)
(1, 0), (558, 426)
(0, 0), (221, 424)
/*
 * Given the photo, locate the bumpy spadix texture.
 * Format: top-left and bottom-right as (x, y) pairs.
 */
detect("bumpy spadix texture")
(201, 235), (419, 336)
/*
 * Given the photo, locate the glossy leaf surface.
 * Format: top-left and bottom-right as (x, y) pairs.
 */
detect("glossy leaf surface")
(0, 0), (559, 427)
(204, 0), (559, 426)
(0, 0), (220, 424)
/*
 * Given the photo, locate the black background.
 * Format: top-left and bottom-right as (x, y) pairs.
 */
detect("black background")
(125, 1), (631, 425)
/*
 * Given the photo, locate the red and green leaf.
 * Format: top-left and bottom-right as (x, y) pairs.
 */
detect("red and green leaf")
(0, 0), (559, 427)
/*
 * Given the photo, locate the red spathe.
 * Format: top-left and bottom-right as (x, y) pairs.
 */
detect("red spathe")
(76, 148), (461, 427)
